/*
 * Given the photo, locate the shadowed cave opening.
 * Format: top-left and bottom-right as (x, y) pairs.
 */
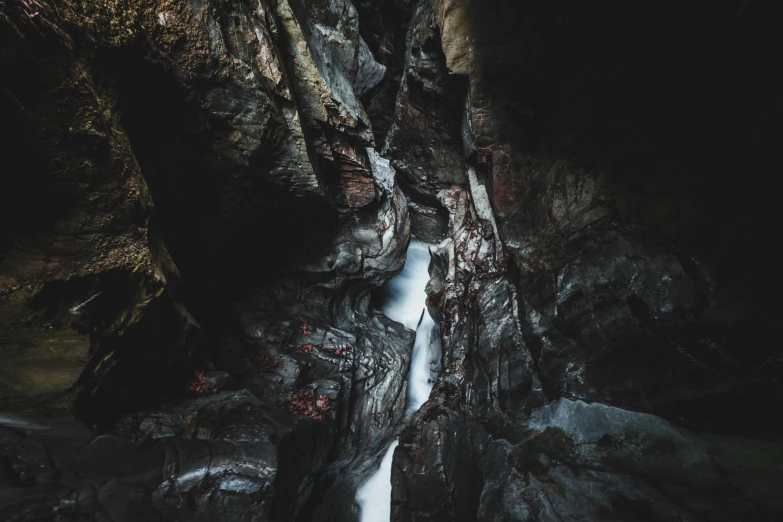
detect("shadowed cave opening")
(60, 48), (345, 424)
(100, 48), (341, 330)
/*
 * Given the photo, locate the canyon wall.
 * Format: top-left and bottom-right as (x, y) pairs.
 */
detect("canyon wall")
(1, 0), (782, 521)
(384, 2), (783, 520)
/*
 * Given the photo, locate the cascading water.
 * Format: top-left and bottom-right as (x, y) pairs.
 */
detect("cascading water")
(355, 239), (437, 521)
(354, 440), (399, 522)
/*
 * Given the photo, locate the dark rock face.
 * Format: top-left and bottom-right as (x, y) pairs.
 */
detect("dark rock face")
(1, 397), (282, 521)
(393, 400), (783, 522)
(381, 1), (467, 243)
(1, 1), (413, 520)
(2, 0), (783, 521)
(350, 0), (416, 145)
(384, 1), (783, 521)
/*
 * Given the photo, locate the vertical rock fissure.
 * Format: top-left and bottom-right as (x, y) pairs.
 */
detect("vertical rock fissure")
(356, 239), (439, 522)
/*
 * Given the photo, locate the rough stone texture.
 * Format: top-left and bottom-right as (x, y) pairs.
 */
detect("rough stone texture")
(0, 4), (165, 405)
(1, 1), (413, 520)
(0, 399), (282, 522)
(286, 0), (384, 138)
(393, 400), (783, 522)
(202, 304), (412, 522)
(0, 0), (326, 410)
(381, 0), (467, 241)
(387, 1), (783, 521)
(2, 0), (783, 521)
(350, 0), (416, 145)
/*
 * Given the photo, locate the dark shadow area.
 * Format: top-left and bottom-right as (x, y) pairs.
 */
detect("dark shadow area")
(464, 0), (783, 306)
(449, 0), (783, 440)
(0, 57), (76, 253)
(97, 48), (340, 333)
(73, 292), (206, 427)
(352, 0), (416, 144)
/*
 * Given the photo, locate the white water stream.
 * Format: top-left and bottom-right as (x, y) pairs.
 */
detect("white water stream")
(355, 239), (436, 522)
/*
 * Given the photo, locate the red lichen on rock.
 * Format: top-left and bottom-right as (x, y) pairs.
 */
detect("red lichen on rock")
(245, 353), (283, 372)
(296, 343), (315, 354)
(333, 172), (375, 209)
(320, 343), (352, 359)
(474, 256), (505, 281)
(293, 342), (351, 359)
(280, 387), (332, 421)
(187, 372), (206, 394)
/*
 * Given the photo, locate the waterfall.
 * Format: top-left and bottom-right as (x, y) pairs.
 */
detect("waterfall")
(354, 440), (399, 522)
(355, 239), (437, 522)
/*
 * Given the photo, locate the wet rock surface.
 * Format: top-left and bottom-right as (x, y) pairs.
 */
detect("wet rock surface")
(2, 0), (782, 521)
(386, 1), (783, 521)
(2, 0), (413, 520)
(1, 399), (280, 522)
(394, 400), (783, 522)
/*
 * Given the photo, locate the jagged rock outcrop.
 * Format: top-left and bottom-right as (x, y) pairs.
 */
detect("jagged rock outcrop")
(386, 1), (783, 521)
(393, 399), (783, 521)
(380, 1), (467, 243)
(2, 0), (782, 521)
(1, 398), (282, 521)
(1, 0), (413, 520)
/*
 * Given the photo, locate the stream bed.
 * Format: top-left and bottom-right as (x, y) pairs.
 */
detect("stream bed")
(355, 239), (438, 521)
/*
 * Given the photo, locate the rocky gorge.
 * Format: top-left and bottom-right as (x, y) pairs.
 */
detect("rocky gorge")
(1, 0), (782, 521)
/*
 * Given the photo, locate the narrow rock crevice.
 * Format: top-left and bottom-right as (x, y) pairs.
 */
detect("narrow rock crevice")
(1, 1), (782, 521)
